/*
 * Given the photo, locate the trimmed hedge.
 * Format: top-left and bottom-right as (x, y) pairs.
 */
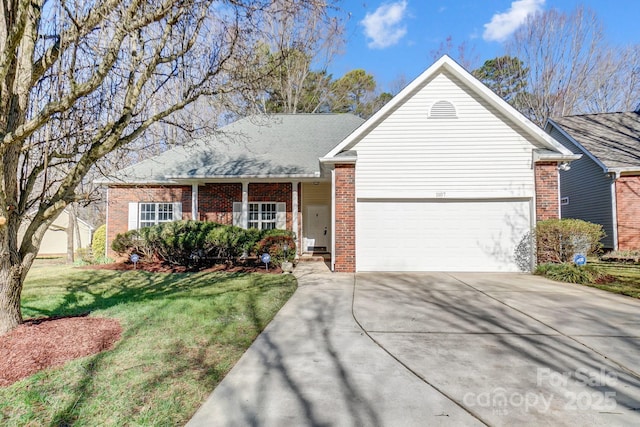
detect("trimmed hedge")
(535, 219), (605, 264)
(111, 220), (296, 267)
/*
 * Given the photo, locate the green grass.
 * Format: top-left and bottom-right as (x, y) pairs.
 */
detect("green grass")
(0, 264), (297, 426)
(587, 261), (640, 298)
(536, 261), (640, 299)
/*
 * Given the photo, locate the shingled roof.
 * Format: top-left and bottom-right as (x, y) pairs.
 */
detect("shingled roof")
(551, 111), (640, 171)
(104, 114), (365, 184)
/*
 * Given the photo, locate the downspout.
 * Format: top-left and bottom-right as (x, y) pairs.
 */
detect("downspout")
(610, 171), (620, 250)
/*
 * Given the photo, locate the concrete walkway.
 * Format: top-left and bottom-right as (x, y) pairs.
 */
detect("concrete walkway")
(187, 265), (640, 426)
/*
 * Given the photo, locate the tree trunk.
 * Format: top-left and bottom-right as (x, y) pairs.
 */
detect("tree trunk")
(67, 209), (76, 264)
(0, 258), (24, 335)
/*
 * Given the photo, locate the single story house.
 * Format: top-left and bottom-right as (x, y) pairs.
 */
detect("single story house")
(545, 107), (640, 250)
(103, 55), (578, 272)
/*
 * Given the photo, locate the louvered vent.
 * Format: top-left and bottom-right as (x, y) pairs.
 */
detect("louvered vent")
(429, 100), (457, 119)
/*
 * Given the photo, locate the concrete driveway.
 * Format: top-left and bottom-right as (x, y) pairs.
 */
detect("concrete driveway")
(188, 264), (640, 426)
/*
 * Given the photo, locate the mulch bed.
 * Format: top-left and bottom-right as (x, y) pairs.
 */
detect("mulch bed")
(0, 259), (283, 387)
(84, 260), (282, 274)
(0, 316), (122, 387)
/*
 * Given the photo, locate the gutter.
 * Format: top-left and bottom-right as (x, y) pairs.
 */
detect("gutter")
(533, 150), (582, 162)
(319, 156), (357, 165)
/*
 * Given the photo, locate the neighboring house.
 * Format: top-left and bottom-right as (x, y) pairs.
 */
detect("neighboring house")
(546, 108), (640, 251)
(102, 56), (578, 272)
(20, 209), (94, 256)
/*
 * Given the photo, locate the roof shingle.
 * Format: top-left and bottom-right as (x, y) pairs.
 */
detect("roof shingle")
(552, 112), (640, 170)
(107, 114), (365, 183)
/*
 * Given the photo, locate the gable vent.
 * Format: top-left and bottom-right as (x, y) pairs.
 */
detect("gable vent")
(429, 100), (457, 119)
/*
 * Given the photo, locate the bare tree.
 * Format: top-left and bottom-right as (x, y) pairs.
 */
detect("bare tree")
(581, 44), (640, 113)
(257, 0), (345, 113)
(429, 35), (477, 70)
(0, 0), (336, 334)
(503, 6), (638, 125)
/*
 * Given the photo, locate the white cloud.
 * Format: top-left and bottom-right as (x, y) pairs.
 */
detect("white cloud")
(360, 1), (408, 49)
(483, 0), (544, 42)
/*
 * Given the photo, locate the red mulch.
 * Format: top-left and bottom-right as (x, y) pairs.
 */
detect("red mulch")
(84, 260), (282, 274)
(0, 316), (122, 387)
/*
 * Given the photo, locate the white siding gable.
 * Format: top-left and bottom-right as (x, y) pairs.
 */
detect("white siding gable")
(352, 70), (537, 199)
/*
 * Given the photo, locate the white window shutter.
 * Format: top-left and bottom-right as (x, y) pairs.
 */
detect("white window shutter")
(233, 202), (242, 227)
(128, 202), (139, 230)
(173, 202), (182, 220)
(276, 202), (286, 230)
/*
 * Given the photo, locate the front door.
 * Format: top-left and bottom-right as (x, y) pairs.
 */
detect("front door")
(305, 205), (330, 252)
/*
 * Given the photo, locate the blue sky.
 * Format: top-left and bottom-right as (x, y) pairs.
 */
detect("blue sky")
(330, 0), (640, 92)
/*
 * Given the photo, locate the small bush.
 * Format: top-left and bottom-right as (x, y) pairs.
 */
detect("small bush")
(255, 233), (296, 267)
(75, 247), (93, 264)
(140, 220), (223, 265)
(111, 229), (154, 259)
(92, 224), (106, 259)
(536, 219), (605, 264)
(535, 262), (613, 284)
(206, 225), (263, 261)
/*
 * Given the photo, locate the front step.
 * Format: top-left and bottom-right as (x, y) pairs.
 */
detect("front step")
(298, 253), (331, 262)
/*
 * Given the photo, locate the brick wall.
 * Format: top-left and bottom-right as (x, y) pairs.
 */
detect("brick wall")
(107, 182), (301, 256)
(199, 183), (242, 224)
(334, 164), (356, 272)
(107, 185), (191, 255)
(534, 162), (559, 221)
(616, 176), (640, 250)
(249, 183), (294, 230)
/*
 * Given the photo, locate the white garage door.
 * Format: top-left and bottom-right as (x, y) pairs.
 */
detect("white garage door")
(356, 199), (532, 272)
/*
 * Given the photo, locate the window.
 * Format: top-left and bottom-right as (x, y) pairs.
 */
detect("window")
(248, 202), (277, 230)
(139, 203), (174, 228)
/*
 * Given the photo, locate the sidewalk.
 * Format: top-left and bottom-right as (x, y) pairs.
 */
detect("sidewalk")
(186, 262), (480, 427)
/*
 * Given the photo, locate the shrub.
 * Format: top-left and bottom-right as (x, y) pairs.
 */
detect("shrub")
(206, 225), (262, 261)
(535, 219), (605, 264)
(140, 220), (222, 265)
(111, 229), (154, 259)
(255, 232), (296, 267)
(92, 224), (106, 259)
(112, 221), (298, 267)
(75, 247), (93, 264)
(535, 262), (613, 284)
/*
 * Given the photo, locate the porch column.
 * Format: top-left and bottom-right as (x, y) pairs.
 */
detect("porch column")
(191, 183), (199, 221)
(242, 181), (249, 229)
(292, 181), (299, 254)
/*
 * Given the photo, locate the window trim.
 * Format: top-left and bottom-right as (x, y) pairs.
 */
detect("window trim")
(139, 202), (175, 228)
(248, 202), (277, 230)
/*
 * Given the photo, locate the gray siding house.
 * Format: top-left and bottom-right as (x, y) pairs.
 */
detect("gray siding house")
(545, 108), (640, 250)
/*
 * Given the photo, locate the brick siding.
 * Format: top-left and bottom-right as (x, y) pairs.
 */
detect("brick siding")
(334, 164), (356, 272)
(249, 183), (294, 230)
(199, 183), (242, 224)
(534, 162), (560, 221)
(107, 182), (301, 256)
(616, 176), (640, 250)
(107, 185), (192, 256)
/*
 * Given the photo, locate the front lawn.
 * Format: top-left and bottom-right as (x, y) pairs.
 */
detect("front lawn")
(0, 264), (296, 426)
(588, 261), (640, 298)
(536, 261), (640, 299)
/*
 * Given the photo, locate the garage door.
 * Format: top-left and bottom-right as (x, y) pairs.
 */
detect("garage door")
(356, 199), (532, 272)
